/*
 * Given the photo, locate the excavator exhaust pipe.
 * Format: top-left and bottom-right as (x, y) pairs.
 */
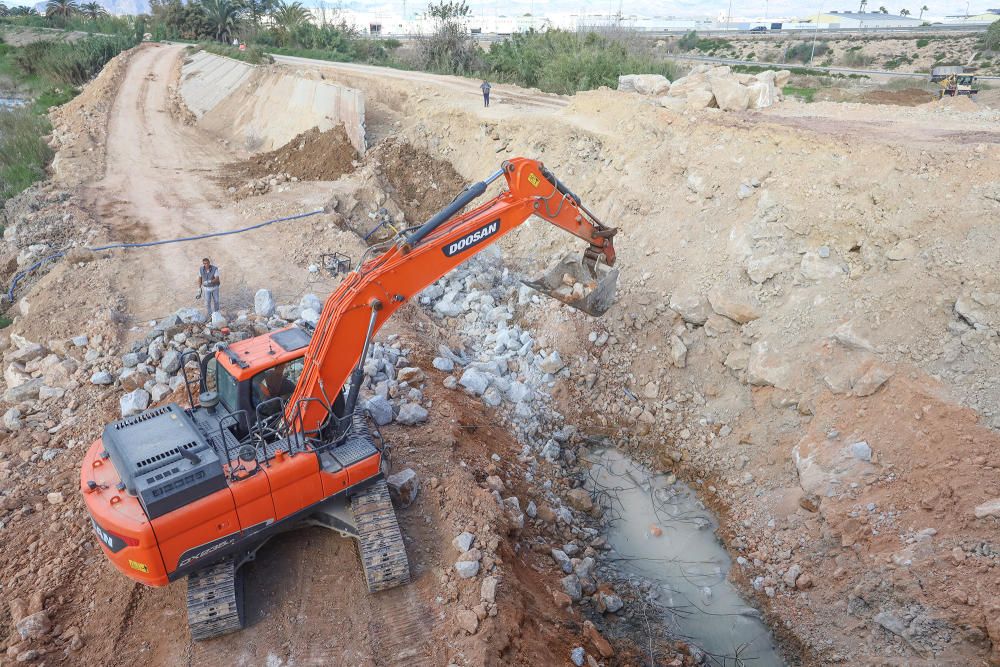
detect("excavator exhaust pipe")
(522, 252), (619, 317)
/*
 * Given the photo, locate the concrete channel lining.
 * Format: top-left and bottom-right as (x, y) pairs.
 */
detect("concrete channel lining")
(180, 50), (366, 155)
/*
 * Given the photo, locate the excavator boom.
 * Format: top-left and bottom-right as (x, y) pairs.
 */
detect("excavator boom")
(288, 157), (617, 434)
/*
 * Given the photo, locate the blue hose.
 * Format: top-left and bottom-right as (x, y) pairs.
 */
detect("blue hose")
(5, 208), (326, 303)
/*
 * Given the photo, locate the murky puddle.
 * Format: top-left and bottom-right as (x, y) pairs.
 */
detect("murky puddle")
(586, 449), (784, 666)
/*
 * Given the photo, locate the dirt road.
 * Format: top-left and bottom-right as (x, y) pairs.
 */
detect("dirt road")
(88, 44), (338, 322)
(272, 54), (568, 113)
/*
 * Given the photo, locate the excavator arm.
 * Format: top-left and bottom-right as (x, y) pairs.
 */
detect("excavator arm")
(287, 157), (617, 434)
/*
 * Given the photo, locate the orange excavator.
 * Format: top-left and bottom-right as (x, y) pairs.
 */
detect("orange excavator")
(80, 158), (618, 640)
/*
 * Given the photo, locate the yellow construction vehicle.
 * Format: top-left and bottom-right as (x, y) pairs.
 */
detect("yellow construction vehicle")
(931, 66), (979, 98)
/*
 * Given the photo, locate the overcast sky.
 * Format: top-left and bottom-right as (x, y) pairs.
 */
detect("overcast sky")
(366, 1), (1000, 18)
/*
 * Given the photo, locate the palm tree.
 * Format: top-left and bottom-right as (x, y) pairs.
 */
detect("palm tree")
(80, 1), (108, 19)
(271, 0), (311, 32)
(859, 0), (868, 12)
(46, 0), (80, 19)
(900, 8), (910, 16)
(10, 5), (39, 14)
(0, 4), (8, 17)
(919, 4), (928, 19)
(878, 5), (888, 13)
(200, 0), (243, 43)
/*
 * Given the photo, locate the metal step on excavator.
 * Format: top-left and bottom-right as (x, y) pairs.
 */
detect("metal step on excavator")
(80, 157), (619, 640)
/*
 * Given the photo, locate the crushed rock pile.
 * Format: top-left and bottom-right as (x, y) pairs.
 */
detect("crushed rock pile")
(619, 65), (790, 111)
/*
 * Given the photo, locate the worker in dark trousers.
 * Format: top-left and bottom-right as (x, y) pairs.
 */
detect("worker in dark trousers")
(197, 257), (221, 318)
(480, 79), (491, 107)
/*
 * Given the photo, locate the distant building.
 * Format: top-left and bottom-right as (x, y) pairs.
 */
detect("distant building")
(807, 11), (924, 28)
(943, 11), (1000, 25)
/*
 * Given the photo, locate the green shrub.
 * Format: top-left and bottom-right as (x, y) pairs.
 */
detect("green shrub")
(916, 37), (930, 48)
(486, 30), (677, 95)
(843, 50), (873, 67)
(785, 42), (829, 63)
(783, 85), (817, 102)
(195, 41), (274, 64)
(0, 107), (53, 203)
(985, 19), (1000, 51)
(12, 35), (136, 86)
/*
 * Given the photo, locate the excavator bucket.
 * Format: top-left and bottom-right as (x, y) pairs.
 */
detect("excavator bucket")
(522, 253), (618, 317)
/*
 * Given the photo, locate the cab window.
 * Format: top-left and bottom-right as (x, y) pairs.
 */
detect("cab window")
(251, 358), (305, 410)
(209, 358), (239, 413)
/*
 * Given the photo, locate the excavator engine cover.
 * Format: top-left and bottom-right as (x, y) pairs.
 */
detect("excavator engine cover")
(102, 404), (227, 520)
(523, 252), (619, 316)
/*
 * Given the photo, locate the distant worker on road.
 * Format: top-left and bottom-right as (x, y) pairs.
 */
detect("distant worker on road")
(197, 257), (221, 318)
(480, 79), (491, 107)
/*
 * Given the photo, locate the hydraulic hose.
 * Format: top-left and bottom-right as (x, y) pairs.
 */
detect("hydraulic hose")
(5, 208), (326, 303)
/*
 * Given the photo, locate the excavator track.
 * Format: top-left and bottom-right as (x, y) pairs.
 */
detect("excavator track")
(186, 558), (244, 641)
(351, 479), (410, 592)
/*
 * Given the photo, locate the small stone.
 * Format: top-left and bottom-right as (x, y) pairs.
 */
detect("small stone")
(46, 492), (64, 505)
(600, 593), (624, 613)
(782, 564), (802, 589)
(584, 620), (614, 658)
(121, 352), (139, 368)
(254, 289), (276, 317)
(453, 532), (475, 553)
(571, 647), (586, 666)
(480, 576), (499, 604)
(120, 389), (150, 417)
(799, 494), (820, 512)
(387, 468), (419, 508)
(566, 488), (593, 512)
(15, 611), (50, 640)
(525, 500), (537, 518)
(459, 368), (489, 396)
(551, 549), (573, 574)
(365, 395), (394, 426)
(561, 574), (582, 600)
(432, 357), (455, 372)
(454, 560), (480, 579)
(456, 609), (479, 634)
(396, 367), (425, 383)
(538, 350), (565, 374)
(160, 350), (182, 374)
(973, 498), (1000, 519)
(850, 441), (872, 462)
(395, 403), (428, 426)
(795, 573), (814, 590)
(540, 439), (561, 463)
(3, 408), (22, 431)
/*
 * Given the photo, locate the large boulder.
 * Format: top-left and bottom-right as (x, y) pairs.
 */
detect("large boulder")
(667, 74), (711, 98)
(254, 289), (276, 317)
(632, 74), (671, 96)
(617, 74), (638, 92)
(396, 403), (428, 426)
(686, 89), (717, 110)
(775, 69), (792, 87)
(120, 389), (150, 417)
(710, 75), (750, 111)
(387, 468), (419, 508)
(748, 78), (777, 109)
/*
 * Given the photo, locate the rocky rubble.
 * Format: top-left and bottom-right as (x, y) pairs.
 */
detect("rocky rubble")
(619, 65), (789, 111)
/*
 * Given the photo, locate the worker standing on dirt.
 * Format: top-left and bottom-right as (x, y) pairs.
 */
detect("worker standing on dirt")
(198, 258), (221, 318)
(480, 80), (491, 107)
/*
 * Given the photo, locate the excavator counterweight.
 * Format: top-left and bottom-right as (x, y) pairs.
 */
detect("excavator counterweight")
(80, 157), (619, 640)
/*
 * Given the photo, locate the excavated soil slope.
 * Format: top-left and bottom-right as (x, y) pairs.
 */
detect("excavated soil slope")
(288, 58), (1000, 665)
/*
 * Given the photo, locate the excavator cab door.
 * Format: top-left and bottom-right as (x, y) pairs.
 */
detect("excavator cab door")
(522, 252), (619, 317)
